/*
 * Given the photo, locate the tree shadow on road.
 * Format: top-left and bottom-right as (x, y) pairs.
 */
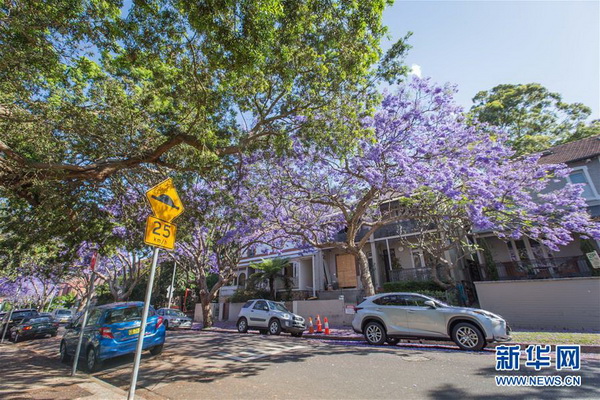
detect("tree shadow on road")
(0, 342), (92, 400)
(92, 330), (412, 393)
(428, 360), (600, 400)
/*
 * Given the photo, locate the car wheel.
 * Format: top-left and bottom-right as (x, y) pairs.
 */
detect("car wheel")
(12, 332), (20, 343)
(60, 341), (71, 363)
(164, 320), (169, 331)
(386, 338), (400, 346)
(150, 344), (164, 356)
(85, 347), (101, 373)
(51, 332), (57, 338)
(236, 317), (248, 333)
(364, 321), (387, 345)
(291, 332), (303, 338)
(268, 319), (282, 336)
(452, 322), (485, 351)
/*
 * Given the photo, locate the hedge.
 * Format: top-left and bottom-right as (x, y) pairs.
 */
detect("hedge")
(227, 289), (271, 303)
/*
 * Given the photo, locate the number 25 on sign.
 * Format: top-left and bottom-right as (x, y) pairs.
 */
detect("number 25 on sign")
(144, 215), (177, 250)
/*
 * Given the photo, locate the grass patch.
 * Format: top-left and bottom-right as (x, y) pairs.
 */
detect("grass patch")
(511, 331), (600, 345)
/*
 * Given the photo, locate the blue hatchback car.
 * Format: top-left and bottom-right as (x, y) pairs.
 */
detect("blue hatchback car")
(60, 302), (166, 372)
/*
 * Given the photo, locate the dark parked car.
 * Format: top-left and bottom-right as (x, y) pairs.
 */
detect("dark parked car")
(0, 309), (39, 335)
(60, 302), (166, 372)
(156, 308), (192, 330)
(9, 315), (59, 342)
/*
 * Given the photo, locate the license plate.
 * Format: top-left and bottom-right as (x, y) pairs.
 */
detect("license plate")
(129, 328), (140, 335)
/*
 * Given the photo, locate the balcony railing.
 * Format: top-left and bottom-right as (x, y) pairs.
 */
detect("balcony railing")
(388, 268), (433, 282)
(495, 256), (593, 280)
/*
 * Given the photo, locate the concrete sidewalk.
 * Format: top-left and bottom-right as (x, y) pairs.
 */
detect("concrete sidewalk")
(195, 321), (600, 353)
(0, 342), (136, 400)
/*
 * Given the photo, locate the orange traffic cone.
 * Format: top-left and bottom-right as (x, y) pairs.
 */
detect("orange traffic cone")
(324, 317), (330, 335)
(316, 315), (323, 333)
(308, 317), (314, 334)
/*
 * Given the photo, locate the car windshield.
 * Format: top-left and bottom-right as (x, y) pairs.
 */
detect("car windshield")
(56, 309), (71, 315)
(169, 310), (186, 317)
(268, 301), (289, 312)
(9, 311), (33, 319)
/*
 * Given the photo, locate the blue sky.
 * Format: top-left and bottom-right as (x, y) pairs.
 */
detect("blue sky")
(382, 0), (600, 118)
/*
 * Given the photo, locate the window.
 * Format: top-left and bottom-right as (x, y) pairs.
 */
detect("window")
(238, 273), (246, 288)
(400, 295), (430, 307)
(569, 170), (597, 200)
(411, 250), (424, 269)
(72, 308), (103, 328)
(507, 239), (530, 261)
(105, 306), (143, 324)
(268, 301), (289, 312)
(373, 295), (404, 306)
(28, 317), (52, 324)
(252, 300), (268, 311)
(87, 309), (104, 326)
(242, 300), (254, 309)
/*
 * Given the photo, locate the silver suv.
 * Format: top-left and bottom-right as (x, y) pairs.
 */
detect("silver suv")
(236, 299), (306, 337)
(352, 293), (511, 351)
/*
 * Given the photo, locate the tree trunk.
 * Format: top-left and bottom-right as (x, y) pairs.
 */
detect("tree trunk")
(429, 261), (454, 290)
(200, 294), (213, 329)
(269, 277), (275, 300)
(355, 248), (375, 297)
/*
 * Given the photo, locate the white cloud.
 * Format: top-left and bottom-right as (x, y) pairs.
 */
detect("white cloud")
(410, 64), (422, 78)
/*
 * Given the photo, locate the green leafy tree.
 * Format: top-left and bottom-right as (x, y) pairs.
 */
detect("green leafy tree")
(470, 83), (596, 155)
(0, 0), (409, 268)
(248, 258), (292, 300)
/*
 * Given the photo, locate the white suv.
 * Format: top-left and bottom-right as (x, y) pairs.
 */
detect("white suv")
(352, 293), (511, 351)
(236, 299), (306, 337)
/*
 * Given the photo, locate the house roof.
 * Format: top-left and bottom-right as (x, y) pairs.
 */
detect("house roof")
(538, 135), (600, 164)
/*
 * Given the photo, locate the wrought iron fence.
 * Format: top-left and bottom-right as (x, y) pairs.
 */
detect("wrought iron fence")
(495, 256), (593, 280)
(389, 268), (433, 282)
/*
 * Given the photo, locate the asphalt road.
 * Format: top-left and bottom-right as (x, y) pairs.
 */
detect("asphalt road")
(5, 329), (600, 399)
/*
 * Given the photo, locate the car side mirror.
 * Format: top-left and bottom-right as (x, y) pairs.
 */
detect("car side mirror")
(424, 300), (436, 309)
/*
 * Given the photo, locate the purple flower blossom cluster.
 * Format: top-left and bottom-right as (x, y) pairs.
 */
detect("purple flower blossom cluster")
(249, 76), (600, 267)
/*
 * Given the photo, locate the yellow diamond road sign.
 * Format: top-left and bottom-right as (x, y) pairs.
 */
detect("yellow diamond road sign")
(146, 178), (184, 222)
(144, 215), (177, 250)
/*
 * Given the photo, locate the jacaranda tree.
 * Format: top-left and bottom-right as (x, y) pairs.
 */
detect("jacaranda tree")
(173, 168), (282, 328)
(252, 78), (600, 295)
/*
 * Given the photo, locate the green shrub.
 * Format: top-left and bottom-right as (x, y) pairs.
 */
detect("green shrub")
(228, 289), (271, 303)
(413, 290), (459, 306)
(382, 280), (440, 292)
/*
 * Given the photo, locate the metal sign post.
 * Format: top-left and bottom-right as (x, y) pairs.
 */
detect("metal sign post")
(167, 262), (177, 309)
(1, 286), (21, 344)
(128, 178), (183, 399)
(127, 247), (160, 400)
(71, 269), (96, 376)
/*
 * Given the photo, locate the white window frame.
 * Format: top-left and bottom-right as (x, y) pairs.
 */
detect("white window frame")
(410, 249), (425, 269)
(567, 166), (600, 200)
(506, 238), (551, 261)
